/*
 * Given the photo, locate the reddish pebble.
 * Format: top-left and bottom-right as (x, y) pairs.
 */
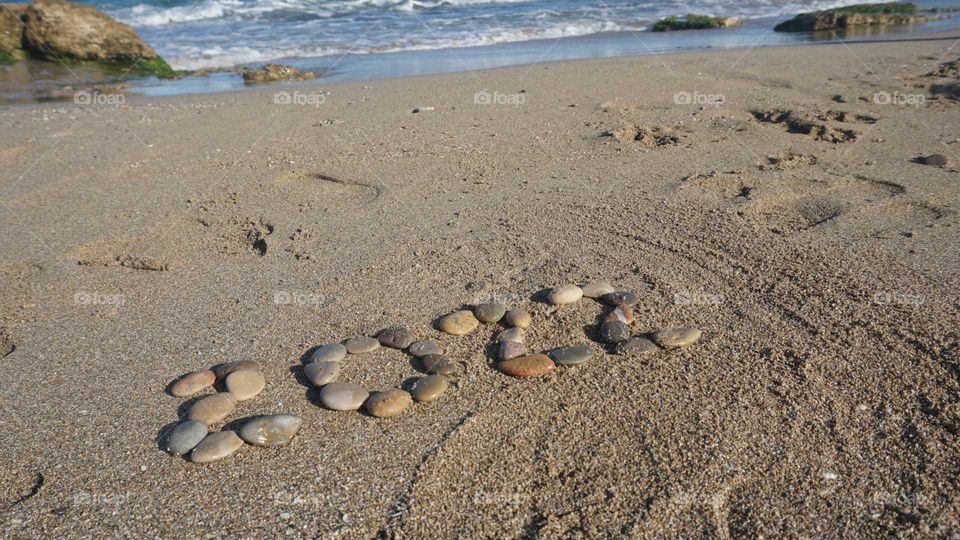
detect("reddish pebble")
(497, 354), (556, 378)
(171, 369), (216, 397)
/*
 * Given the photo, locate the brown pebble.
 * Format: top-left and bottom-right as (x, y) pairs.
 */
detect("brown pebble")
(365, 389), (413, 417)
(225, 370), (266, 401)
(504, 309), (532, 328)
(438, 310), (480, 335)
(190, 431), (244, 464)
(171, 369), (215, 397)
(187, 393), (237, 424)
(411, 375), (448, 402)
(498, 354), (556, 378)
(214, 360), (261, 381)
(498, 341), (527, 361)
(653, 327), (702, 348)
(421, 354), (456, 375)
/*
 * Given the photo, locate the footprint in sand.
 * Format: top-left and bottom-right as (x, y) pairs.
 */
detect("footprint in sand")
(750, 108), (879, 144)
(274, 171), (384, 206)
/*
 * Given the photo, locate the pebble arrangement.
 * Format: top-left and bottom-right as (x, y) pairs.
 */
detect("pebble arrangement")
(163, 278), (702, 464)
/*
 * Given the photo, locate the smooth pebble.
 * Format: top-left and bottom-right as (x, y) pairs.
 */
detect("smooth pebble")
(438, 310), (480, 336)
(310, 343), (347, 363)
(617, 337), (660, 356)
(504, 309), (532, 328)
(214, 360), (261, 381)
(412, 375), (448, 402)
(409, 340), (443, 357)
(474, 302), (506, 324)
(580, 279), (615, 298)
(378, 326), (414, 349)
(304, 360), (340, 387)
(498, 354), (556, 378)
(653, 327), (702, 348)
(496, 327), (525, 343)
(171, 369), (215, 398)
(600, 320), (631, 343)
(190, 431), (243, 464)
(421, 354), (456, 375)
(164, 420), (208, 456)
(365, 389), (413, 417)
(923, 154), (948, 166)
(550, 344), (595, 366)
(187, 393), (237, 424)
(319, 382), (369, 411)
(601, 290), (639, 306)
(239, 414), (302, 446)
(548, 284), (583, 305)
(345, 336), (380, 354)
(498, 341), (527, 361)
(225, 370), (266, 401)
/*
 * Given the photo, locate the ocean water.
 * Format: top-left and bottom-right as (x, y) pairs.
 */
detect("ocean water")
(83, 0), (954, 71)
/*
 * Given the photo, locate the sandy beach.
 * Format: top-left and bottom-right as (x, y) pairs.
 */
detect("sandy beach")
(1, 31), (959, 537)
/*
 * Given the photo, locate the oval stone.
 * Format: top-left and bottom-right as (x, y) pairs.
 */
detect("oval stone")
(548, 284), (583, 305)
(412, 375), (448, 402)
(214, 360), (261, 381)
(304, 360), (340, 387)
(190, 431), (243, 464)
(225, 370), (266, 401)
(474, 302), (506, 324)
(239, 414), (302, 446)
(581, 279), (615, 298)
(421, 354), (456, 375)
(504, 309), (532, 329)
(550, 344), (595, 366)
(409, 340), (443, 357)
(438, 310), (480, 336)
(600, 320), (631, 343)
(496, 327), (525, 343)
(319, 382), (369, 411)
(187, 393), (236, 424)
(365, 389), (413, 418)
(923, 154), (948, 166)
(653, 327), (702, 348)
(164, 420), (208, 456)
(378, 326), (413, 349)
(171, 369), (215, 398)
(601, 290), (639, 306)
(498, 341), (527, 361)
(498, 354), (556, 378)
(616, 337), (660, 356)
(345, 336), (380, 354)
(310, 343), (347, 363)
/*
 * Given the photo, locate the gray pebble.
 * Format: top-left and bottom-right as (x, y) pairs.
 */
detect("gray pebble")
(653, 327), (702, 348)
(378, 326), (413, 349)
(601, 290), (639, 306)
(496, 327), (525, 343)
(549, 344), (595, 366)
(474, 302), (507, 324)
(409, 340), (443, 357)
(498, 341), (527, 361)
(600, 320), (631, 343)
(345, 336), (380, 354)
(616, 337), (659, 356)
(304, 360), (340, 387)
(319, 382), (369, 411)
(310, 343), (347, 363)
(422, 354), (456, 375)
(239, 414), (302, 447)
(165, 420), (208, 456)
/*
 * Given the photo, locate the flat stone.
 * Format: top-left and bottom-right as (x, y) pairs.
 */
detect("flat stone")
(187, 393), (237, 424)
(474, 302), (506, 324)
(922, 154), (948, 166)
(214, 360), (261, 381)
(225, 370), (266, 401)
(239, 414), (302, 446)
(310, 343), (347, 363)
(378, 326), (413, 349)
(601, 291), (639, 306)
(496, 327), (525, 343)
(304, 360), (340, 387)
(164, 420), (208, 456)
(580, 279), (615, 298)
(617, 337), (660, 356)
(548, 284), (583, 305)
(550, 344), (595, 366)
(498, 354), (556, 378)
(609, 303), (634, 325)
(653, 327), (702, 348)
(412, 375), (448, 402)
(600, 320), (631, 343)
(421, 354), (456, 375)
(319, 382), (369, 411)
(498, 341), (527, 361)
(409, 340), (443, 357)
(171, 369), (215, 397)
(365, 389), (413, 417)
(504, 309), (532, 328)
(345, 336), (380, 354)
(190, 431), (244, 464)
(438, 310), (480, 336)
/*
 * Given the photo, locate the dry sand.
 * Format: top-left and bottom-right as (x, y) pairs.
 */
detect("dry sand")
(1, 32), (959, 538)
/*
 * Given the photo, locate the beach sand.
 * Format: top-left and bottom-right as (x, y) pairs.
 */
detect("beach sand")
(0, 32), (959, 537)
